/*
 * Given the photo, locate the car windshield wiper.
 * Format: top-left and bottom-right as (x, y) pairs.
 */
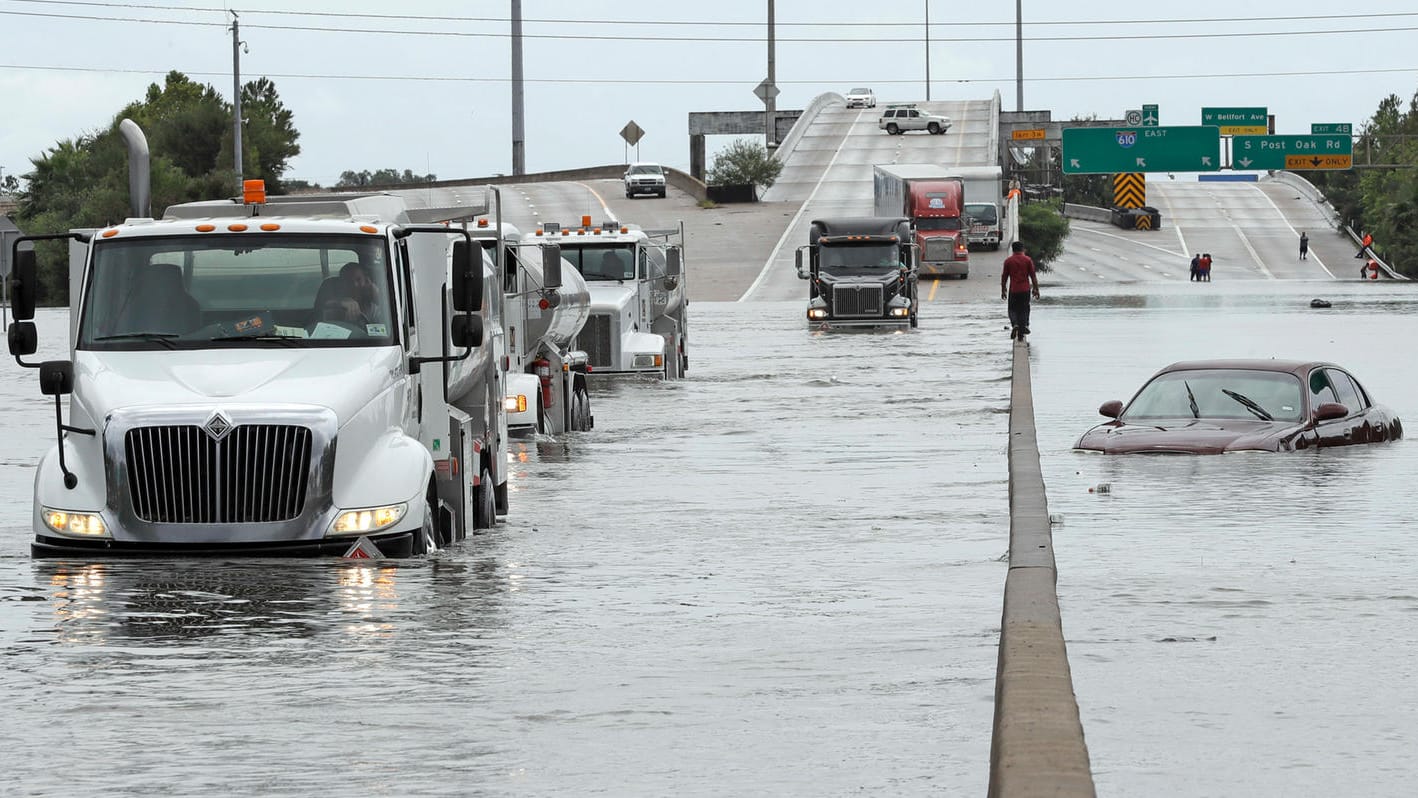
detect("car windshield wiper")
(92, 332), (179, 349)
(1222, 389), (1274, 421)
(1184, 380), (1200, 418)
(209, 334), (304, 347)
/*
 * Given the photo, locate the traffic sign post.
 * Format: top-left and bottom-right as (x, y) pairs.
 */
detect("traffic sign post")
(1062, 126), (1221, 174)
(1231, 134), (1352, 170)
(1311, 123), (1353, 135)
(1202, 107), (1268, 135)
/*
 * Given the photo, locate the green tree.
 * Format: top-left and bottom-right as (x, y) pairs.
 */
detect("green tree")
(1017, 198), (1070, 270)
(13, 71), (302, 304)
(707, 139), (782, 188)
(1, 174), (19, 193)
(335, 169), (437, 188)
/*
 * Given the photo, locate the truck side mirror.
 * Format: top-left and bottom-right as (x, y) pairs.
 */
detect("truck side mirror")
(39, 360), (74, 396)
(666, 246), (682, 277)
(795, 248), (807, 279)
(450, 313), (484, 349)
(450, 239), (483, 312)
(541, 244), (562, 289)
(8, 321), (37, 357)
(10, 249), (38, 320)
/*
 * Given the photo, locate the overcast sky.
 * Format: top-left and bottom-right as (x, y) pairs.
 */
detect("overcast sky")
(1, 0), (1416, 188)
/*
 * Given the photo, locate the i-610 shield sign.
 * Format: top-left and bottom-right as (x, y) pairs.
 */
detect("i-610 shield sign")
(1062, 126), (1221, 174)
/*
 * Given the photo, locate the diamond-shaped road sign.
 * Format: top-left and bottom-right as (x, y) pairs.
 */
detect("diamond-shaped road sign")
(619, 120), (645, 147)
(753, 79), (780, 103)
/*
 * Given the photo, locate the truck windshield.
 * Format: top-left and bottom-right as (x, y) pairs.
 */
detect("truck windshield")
(78, 234), (398, 350)
(965, 204), (998, 225)
(820, 242), (900, 272)
(556, 244), (638, 282)
(917, 217), (962, 232)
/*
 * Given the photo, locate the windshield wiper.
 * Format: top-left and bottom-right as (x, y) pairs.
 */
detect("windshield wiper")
(210, 334), (304, 347)
(93, 332), (179, 349)
(1222, 389), (1274, 421)
(1184, 380), (1200, 418)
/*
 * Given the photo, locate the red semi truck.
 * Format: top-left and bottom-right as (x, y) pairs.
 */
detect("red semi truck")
(871, 164), (970, 279)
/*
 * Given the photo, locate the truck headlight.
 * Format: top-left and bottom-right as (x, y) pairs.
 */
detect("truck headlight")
(328, 503), (408, 537)
(807, 308), (829, 320)
(42, 508), (109, 538)
(505, 394), (528, 412)
(632, 353), (663, 368)
(888, 307), (911, 318)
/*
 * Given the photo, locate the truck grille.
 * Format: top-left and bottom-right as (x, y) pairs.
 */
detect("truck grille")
(832, 284), (884, 318)
(125, 424), (313, 524)
(923, 239), (957, 262)
(585, 314), (614, 368)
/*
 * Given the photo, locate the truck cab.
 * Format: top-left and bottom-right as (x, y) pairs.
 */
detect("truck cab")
(909, 180), (969, 278)
(7, 164), (507, 557)
(795, 217), (919, 329)
(524, 218), (688, 379)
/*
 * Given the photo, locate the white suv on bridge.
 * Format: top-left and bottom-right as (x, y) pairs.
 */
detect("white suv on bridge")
(878, 105), (952, 136)
(624, 162), (667, 198)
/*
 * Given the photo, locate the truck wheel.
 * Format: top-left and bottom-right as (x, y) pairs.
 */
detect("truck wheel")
(495, 479), (508, 516)
(928, 122), (941, 135)
(410, 501), (435, 555)
(572, 388), (592, 431)
(886, 123), (899, 135)
(473, 465), (496, 530)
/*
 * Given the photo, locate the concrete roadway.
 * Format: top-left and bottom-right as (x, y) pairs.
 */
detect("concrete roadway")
(465, 100), (1364, 302)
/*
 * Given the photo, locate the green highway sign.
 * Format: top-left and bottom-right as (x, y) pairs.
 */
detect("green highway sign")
(1231, 134), (1353, 170)
(1202, 106), (1268, 135)
(1141, 104), (1159, 126)
(1311, 123), (1353, 135)
(1062, 126), (1221, 174)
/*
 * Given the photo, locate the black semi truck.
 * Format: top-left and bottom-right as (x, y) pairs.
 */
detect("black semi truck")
(795, 217), (919, 329)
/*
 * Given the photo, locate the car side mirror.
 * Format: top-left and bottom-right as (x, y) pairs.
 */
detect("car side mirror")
(450, 313), (484, 349)
(39, 360), (74, 396)
(8, 321), (38, 357)
(10, 249), (38, 320)
(1314, 402), (1348, 422)
(1099, 400), (1123, 419)
(666, 246), (682, 277)
(450, 239), (483, 313)
(541, 244), (562, 289)
(795, 249), (807, 279)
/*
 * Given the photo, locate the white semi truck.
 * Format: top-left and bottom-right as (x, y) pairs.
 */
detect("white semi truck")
(524, 217), (688, 379)
(4, 120), (508, 557)
(466, 191), (594, 435)
(950, 165), (1006, 251)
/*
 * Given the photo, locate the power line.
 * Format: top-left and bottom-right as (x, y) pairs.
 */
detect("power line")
(11, 0), (1418, 29)
(3, 8), (1418, 43)
(1, 61), (1413, 85)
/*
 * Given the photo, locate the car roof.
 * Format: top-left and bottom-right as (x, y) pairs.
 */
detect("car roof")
(629, 162), (661, 167)
(848, 87), (870, 92)
(1157, 359), (1334, 377)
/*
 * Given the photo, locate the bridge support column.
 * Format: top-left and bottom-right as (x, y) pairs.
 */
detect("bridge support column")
(690, 134), (706, 182)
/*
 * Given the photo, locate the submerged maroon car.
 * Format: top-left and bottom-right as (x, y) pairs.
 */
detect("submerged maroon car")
(1075, 359), (1403, 454)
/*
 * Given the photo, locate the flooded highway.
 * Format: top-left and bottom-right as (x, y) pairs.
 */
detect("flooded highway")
(3, 274), (1415, 795)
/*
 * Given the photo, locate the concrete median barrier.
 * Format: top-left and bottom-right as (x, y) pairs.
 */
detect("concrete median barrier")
(989, 341), (1096, 798)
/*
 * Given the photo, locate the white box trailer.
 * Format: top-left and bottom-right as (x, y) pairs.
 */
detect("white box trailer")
(4, 120), (508, 557)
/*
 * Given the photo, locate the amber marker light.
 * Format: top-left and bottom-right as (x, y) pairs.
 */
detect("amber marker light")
(260, 223), (280, 231)
(195, 224), (216, 232)
(242, 179), (266, 204)
(101, 229), (119, 238)
(360, 225), (379, 234)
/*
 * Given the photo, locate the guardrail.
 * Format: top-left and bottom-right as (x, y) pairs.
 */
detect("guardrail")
(990, 342), (1096, 798)
(316, 164), (708, 204)
(772, 92), (845, 166)
(1264, 172), (1405, 279)
(1060, 203), (1112, 224)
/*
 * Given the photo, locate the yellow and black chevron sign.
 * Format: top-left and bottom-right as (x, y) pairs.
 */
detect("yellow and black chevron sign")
(1135, 214), (1153, 230)
(1113, 173), (1145, 209)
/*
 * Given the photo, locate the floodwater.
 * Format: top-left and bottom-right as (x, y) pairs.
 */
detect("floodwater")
(0, 303), (1011, 796)
(4, 279), (1415, 796)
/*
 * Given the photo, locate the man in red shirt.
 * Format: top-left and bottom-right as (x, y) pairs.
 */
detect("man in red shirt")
(1000, 241), (1040, 340)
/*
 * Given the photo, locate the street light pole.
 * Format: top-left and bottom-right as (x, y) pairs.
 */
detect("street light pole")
(230, 12), (244, 190)
(1015, 0), (1024, 111)
(765, 0), (776, 148)
(925, 1), (930, 102)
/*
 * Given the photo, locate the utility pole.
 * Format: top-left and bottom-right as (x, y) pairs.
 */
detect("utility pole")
(511, 0), (526, 175)
(925, 1), (930, 101)
(230, 12), (244, 190)
(1015, 0), (1023, 111)
(765, 0), (776, 148)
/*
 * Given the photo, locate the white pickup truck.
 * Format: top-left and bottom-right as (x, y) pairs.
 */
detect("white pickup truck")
(878, 105), (952, 136)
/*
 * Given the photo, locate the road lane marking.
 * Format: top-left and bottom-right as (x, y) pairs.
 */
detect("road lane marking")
(1231, 223), (1275, 279)
(742, 110), (864, 302)
(1153, 182), (1190, 256)
(575, 182), (616, 222)
(928, 279), (940, 302)
(1073, 225), (1192, 261)
(1248, 184), (1335, 279)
